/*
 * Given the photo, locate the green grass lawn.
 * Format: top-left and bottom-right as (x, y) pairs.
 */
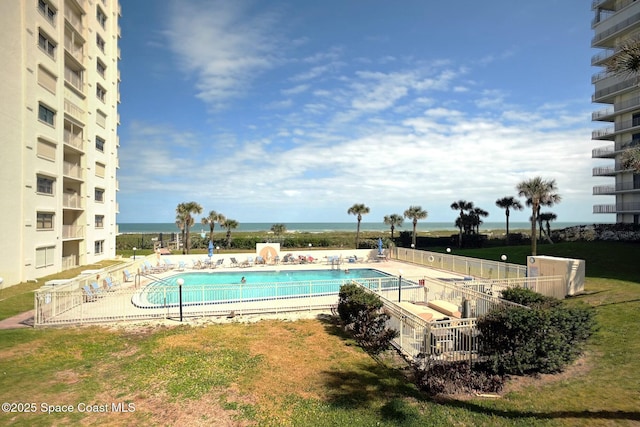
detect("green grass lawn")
(0, 241), (638, 426)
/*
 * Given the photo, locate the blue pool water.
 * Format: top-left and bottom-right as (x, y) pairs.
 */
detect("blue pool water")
(136, 268), (396, 307)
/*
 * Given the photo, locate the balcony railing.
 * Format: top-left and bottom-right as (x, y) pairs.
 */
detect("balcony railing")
(64, 35), (84, 63)
(593, 166), (616, 176)
(64, 8), (83, 33)
(595, 182), (640, 193)
(592, 145), (615, 158)
(595, 202), (640, 213)
(62, 255), (79, 270)
(62, 225), (84, 239)
(591, 48), (614, 65)
(592, 10), (640, 45)
(592, 117), (640, 139)
(64, 67), (83, 93)
(64, 99), (84, 121)
(63, 129), (84, 150)
(593, 204), (616, 213)
(62, 192), (82, 209)
(63, 162), (82, 179)
(593, 185), (615, 194)
(592, 76), (637, 102)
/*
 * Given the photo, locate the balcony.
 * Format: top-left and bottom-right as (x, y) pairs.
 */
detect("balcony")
(591, 48), (614, 65)
(64, 34), (84, 63)
(592, 9), (640, 47)
(593, 95), (640, 122)
(63, 161), (83, 180)
(64, 67), (84, 93)
(62, 192), (83, 209)
(593, 204), (617, 213)
(64, 99), (85, 123)
(592, 75), (637, 103)
(595, 202), (640, 213)
(592, 144), (615, 158)
(592, 117), (640, 140)
(63, 129), (84, 151)
(594, 182), (640, 194)
(593, 166), (616, 176)
(62, 224), (84, 239)
(64, 8), (83, 34)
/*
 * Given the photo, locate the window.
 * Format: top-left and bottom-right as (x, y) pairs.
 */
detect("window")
(37, 212), (54, 230)
(96, 110), (107, 128)
(97, 59), (106, 77)
(96, 84), (106, 102)
(35, 246), (55, 268)
(95, 240), (104, 254)
(37, 138), (56, 160)
(97, 7), (107, 28)
(95, 136), (105, 152)
(95, 162), (106, 177)
(38, 30), (56, 57)
(37, 65), (57, 94)
(95, 215), (104, 228)
(38, 103), (55, 126)
(37, 176), (55, 194)
(96, 34), (105, 52)
(95, 188), (105, 202)
(38, 0), (57, 25)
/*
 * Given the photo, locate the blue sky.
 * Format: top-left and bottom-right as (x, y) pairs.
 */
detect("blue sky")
(117, 0), (610, 224)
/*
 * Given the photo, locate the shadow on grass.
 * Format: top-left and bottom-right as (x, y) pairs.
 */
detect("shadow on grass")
(314, 314), (640, 424)
(436, 397), (640, 423)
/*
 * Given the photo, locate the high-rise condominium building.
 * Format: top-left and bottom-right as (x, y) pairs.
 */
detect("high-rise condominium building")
(0, 0), (120, 287)
(592, 0), (640, 224)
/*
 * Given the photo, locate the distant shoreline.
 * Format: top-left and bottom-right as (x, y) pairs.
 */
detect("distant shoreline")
(117, 221), (603, 235)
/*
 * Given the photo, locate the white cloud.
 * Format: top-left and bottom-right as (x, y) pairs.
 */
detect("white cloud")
(165, 0), (282, 109)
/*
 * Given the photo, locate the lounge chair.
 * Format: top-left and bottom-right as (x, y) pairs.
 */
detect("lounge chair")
(175, 261), (186, 271)
(274, 255), (280, 265)
(123, 269), (133, 282)
(83, 285), (98, 302)
(230, 257), (239, 267)
(144, 261), (164, 274)
(163, 258), (176, 269)
(90, 281), (104, 297)
(214, 258), (224, 268)
(103, 276), (120, 291)
(255, 256), (265, 265)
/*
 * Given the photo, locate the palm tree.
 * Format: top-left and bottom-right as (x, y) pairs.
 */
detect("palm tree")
(450, 200), (474, 247)
(175, 215), (187, 254)
(347, 203), (370, 249)
(403, 206), (428, 248)
(495, 196), (524, 245)
(621, 146), (640, 172)
(270, 223), (287, 238)
(201, 210), (226, 244)
(222, 219), (239, 248)
(538, 212), (557, 242)
(516, 177), (561, 256)
(383, 214), (404, 239)
(176, 201), (203, 254)
(470, 207), (489, 234)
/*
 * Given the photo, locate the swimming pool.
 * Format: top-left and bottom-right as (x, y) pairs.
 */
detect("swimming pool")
(134, 268), (398, 308)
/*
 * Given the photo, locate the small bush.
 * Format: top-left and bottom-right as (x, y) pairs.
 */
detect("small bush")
(415, 361), (504, 395)
(337, 283), (398, 355)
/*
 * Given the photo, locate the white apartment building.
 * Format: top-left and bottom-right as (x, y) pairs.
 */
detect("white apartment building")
(0, 0), (120, 287)
(592, 0), (640, 224)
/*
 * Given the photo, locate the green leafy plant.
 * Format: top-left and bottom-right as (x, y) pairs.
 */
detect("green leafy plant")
(337, 283), (398, 355)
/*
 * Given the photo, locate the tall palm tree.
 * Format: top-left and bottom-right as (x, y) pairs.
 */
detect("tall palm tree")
(176, 201), (202, 254)
(450, 200), (474, 247)
(383, 214), (404, 239)
(403, 206), (428, 248)
(175, 215), (187, 254)
(538, 212), (557, 242)
(470, 207), (489, 234)
(201, 210), (226, 244)
(516, 177), (561, 256)
(222, 219), (239, 248)
(347, 203), (370, 249)
(495, 196), (524, 245)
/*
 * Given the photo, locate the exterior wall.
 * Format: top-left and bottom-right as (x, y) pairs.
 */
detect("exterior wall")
(592, 0), (640, 224)
(0, 0), (120, 288)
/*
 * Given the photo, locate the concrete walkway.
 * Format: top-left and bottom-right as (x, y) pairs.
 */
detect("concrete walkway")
(0, 310), (34, 329)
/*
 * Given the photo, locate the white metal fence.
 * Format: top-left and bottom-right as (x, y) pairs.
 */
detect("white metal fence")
(395, 248), (528, 279)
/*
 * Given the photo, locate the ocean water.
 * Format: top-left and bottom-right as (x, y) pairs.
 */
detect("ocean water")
(118, 221), (592, 234)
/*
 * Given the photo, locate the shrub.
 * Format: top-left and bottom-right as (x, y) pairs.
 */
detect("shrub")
(337, 283), (398, 355)
(415, 361), (504, 395)
(477, 289), (596, 375)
